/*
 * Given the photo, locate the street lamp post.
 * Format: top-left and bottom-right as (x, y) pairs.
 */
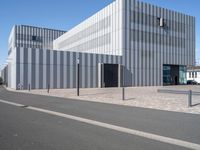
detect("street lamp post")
(77, 58), (80, 96)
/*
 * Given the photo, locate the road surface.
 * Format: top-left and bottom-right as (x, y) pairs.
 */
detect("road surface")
(0, 86), (199, 150)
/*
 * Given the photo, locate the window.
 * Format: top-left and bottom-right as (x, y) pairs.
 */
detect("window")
(195, 72), (197, 78)
(156, 17), (161, 26)
(189, 72), (191, 78)
(157, 17), (164, 27)
(32, 36), (37, 41)
(192, 72), (194, 78)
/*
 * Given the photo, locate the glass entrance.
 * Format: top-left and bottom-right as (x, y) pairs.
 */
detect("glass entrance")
(163, 65), (186, 85)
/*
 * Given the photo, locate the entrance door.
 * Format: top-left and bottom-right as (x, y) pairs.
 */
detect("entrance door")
(163, 65), (179, 85)
(103, 64), (118, 87)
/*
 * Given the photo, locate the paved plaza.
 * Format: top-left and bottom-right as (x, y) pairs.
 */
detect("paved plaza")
(10, 85), (200, 114)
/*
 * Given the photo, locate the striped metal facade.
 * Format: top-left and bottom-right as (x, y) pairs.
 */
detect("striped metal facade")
(122, 0), (195, 86)
(5, 0), (195, 90)
(7, 25), (66, 89)
(9, 25), (65, 54)
(16, 47), (121, 90)
(54, 0), (124, 56)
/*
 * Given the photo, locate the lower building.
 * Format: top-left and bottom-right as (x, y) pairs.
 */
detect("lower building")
(187, 67), (200, 84)
(15, 47), (121, 89)
(1, 65), (8, 86)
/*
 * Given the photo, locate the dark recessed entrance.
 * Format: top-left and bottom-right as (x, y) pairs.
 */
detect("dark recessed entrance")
(163, 65), (180, 85)
(103, 64), (118, 87)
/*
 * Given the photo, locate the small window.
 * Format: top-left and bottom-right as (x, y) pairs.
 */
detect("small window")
(192, 72), (194, 78)
(157, 17), (165, 27)
(157, 17), (161, 26)
(195, 72), (197, 78)
(32, 36), (37, 41)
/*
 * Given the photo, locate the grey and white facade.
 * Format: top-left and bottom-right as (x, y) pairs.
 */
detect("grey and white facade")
(4, 25), (66, 89)
(1, 0), (195, 90)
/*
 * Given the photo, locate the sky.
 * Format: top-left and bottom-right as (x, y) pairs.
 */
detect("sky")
(0, 0), (199, 69)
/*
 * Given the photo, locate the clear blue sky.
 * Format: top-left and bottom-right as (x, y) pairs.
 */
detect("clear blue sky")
(0, 0), (199, 69)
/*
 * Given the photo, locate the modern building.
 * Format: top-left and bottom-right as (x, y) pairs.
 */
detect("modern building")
(1, 65), (8, 85)
(2, 25), (66, 89)
(1, 0), (195, 90)
(187, 66), (200, 84)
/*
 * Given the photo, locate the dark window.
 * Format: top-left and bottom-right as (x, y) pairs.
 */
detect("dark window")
(32, 36), (37, 41)
(157, 17), (161, 26)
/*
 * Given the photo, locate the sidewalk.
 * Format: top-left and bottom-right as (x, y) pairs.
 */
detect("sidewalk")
(8, 85), (200, 114)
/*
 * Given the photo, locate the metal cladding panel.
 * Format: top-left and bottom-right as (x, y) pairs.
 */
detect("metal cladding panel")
(39, 49), (43, 89)
(14, 48), (122, 90)
(53, 51), (57, 89)
(53, 0), (123, 56)
(14, 25), (65, 50)
(60, 51), (64, 89)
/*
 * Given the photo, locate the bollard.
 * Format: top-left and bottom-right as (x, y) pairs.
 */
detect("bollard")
(28, 84), (31, 92)
(188, 90), (192, 107)
(77, 61), (80, 96)
(122, 87), (125, 100)
(47, 84), (50, 93)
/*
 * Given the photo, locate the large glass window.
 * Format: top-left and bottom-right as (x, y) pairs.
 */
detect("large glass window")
(163, 65), (186, 85)
(163, 66), (171, 85)
(179, 66), (186, 84)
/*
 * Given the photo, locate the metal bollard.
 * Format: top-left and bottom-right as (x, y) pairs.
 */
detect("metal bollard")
(188, 90), (192, 107)
(122, 87), (125, 100)
(28, 84), (31, 92)
(47, 84), (50, 93)
(77, 61), (80, 96)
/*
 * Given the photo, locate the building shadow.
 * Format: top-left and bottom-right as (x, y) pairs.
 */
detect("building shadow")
(80, 92), (112, 96)
(123, 97), (135, 101)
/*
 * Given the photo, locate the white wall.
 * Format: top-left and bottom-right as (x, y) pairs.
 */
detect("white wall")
(7, 47), (17, 89)
(187, 70), (200, 83)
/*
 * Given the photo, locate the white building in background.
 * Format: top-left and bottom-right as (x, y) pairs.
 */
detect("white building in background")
(187, 67), (200, 83)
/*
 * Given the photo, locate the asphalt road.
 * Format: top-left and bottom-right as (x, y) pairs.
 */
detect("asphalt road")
(0, 86), (199, 150)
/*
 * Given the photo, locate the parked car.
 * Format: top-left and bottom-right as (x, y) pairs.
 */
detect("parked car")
(187, 80), (198, 85)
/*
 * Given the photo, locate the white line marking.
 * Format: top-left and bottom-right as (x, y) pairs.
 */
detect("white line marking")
(0, 99), (25, 107)
(0, 99), (200, 150)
